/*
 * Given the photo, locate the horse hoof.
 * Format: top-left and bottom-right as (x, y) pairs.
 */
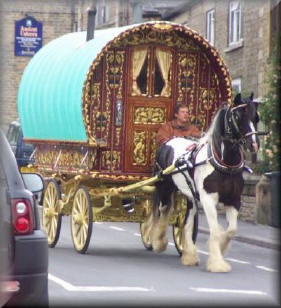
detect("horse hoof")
(181, 253), (200, 266)
(206, 258), (231, 272)
(152, 239), (168, 253)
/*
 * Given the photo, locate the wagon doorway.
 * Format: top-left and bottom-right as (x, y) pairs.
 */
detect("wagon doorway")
(124, 46), (174, 174)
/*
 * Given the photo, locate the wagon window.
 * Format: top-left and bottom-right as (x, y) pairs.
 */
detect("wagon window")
(131, 47), (172, 97)
(136, 56), (148, 95)
(154, 59), (164, 96)
(155, 49), (171, 97)
(132, 47), (148, 95)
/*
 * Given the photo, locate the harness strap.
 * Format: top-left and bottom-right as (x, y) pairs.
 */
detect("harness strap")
(175, 164), (200, 202)
(207, 142), (244, 174)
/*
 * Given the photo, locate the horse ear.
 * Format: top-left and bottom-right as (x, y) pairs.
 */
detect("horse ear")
(250, 92), (254, 100)
(233, 93), (242, 106)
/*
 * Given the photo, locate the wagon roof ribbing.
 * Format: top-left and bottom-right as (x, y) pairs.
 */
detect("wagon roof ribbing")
(17, 21), (231, 142)
(17, 24), (137, 141)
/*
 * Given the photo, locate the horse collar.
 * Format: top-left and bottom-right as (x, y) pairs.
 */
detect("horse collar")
(207, 141), (245, 174)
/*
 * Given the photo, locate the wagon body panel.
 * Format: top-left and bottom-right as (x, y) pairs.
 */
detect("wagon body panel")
(18, 21), (232, 179)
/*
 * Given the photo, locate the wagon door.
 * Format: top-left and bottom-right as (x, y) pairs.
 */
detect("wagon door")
(124, 46), (174, 174)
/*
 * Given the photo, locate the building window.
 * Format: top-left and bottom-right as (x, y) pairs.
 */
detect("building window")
(97, 0), (108, 25)
(229, 1), (242, 45)
(206, 9), (215, 45)
(232, 78), (241, 95)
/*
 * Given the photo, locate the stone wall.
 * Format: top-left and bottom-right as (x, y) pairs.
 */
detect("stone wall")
(197, 173), (260, 223)
(169, 0), (272, 99)
(0, 0), (131, 132)
(239, 173), (260, 223)
(0, 0), (79, 131)
(205, 173), (260, 223)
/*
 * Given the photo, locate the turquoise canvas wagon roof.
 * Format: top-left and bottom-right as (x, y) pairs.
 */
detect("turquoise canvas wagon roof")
(17, 24), (137, 141)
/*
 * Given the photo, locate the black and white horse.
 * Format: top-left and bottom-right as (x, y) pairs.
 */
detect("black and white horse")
(151, 93), (260, 272)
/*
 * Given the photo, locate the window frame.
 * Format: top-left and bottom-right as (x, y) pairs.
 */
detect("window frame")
(97, 0), (108, 25)
(232, 78), (242, 95)
(206, 9), (215, 46)
(228, 1), (242, 46)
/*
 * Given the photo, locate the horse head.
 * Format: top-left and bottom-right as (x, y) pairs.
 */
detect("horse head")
(225, 93), (260, 153)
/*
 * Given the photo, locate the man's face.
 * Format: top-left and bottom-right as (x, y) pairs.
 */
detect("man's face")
(175, 107), (189, 124)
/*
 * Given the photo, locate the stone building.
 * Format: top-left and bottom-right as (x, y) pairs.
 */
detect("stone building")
(0, 0), (133, 130)
(163, 0), (280, 100)
(0, 0), (280, 131)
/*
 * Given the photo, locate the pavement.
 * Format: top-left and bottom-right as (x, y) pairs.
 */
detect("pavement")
(197, 210), (280, 250)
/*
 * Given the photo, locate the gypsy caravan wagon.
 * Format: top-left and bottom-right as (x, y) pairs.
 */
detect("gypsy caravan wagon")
(17, 21), (232, 254)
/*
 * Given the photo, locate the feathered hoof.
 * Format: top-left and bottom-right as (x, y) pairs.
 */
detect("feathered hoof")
(152, 238), (168, 253)
(206, 257), (231, 272)
(181, 252), (200, 266)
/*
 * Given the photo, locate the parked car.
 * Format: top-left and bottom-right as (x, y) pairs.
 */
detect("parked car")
(6, 120), (34, 167)
(0, 129), (49, 306)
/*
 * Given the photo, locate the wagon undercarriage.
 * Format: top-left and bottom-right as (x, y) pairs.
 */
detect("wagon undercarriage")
(41, 166), (196, 255)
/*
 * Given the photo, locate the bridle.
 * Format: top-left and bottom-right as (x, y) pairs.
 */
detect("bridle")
(207, 103), (257, 174)
(223, 103), (254, 147)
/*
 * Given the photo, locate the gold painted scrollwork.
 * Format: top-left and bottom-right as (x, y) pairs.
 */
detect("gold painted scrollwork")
(150, 131), (157, 164)
(102, 151), (121, 171)
(196, 88), (217, 128)
(106, 50), (125, 99)
(34, 147), (93, 171)
(133, 131), (146, 165)
(134, 107), (166, 124)
(178, 53), (197, 102)
(115, 127), (121, 146)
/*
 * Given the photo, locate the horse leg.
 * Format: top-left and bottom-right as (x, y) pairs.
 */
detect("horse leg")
(181, 200), (200, 266)
(219, 206), (238, 255)
(201, 194), (232, 272)
(152, 190), (174, 253)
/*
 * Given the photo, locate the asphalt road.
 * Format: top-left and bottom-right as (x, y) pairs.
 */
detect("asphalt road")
(47, 216), (280, 307)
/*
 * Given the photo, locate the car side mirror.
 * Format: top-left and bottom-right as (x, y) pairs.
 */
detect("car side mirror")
(21, 173), (44, 193)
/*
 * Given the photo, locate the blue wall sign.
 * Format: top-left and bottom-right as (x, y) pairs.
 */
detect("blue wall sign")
(15, 16), (43, 57)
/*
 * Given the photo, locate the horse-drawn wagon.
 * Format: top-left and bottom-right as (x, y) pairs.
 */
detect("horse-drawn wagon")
(18, 21), (232, 255)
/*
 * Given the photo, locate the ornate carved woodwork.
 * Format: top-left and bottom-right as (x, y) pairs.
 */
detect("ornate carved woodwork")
(32, 22), (231, 179)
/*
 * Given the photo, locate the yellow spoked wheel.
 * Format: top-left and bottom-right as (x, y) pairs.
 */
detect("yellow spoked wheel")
(173, 210), (198, 256)
(140, 210), (153, 251)
(173, 221), (185, 256)
(71, 186), (93, 254)
(42, 180), (62, 248)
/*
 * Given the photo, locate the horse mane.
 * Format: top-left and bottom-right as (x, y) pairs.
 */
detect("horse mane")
(199, 106), (227, 150)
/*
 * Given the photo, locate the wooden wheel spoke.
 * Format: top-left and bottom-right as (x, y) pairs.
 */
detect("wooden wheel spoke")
(42, 180), (62, 248)
(71, 186), (92, 254)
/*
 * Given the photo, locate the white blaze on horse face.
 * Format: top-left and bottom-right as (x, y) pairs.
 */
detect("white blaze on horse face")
(249, 121), (258, 152)
(221, 142), (225, 160)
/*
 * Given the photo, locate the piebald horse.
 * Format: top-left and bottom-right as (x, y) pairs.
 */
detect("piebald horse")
(152, 93), (260, 272)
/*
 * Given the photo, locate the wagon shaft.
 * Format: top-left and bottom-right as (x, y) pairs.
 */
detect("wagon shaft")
(115, 164), (176, 193)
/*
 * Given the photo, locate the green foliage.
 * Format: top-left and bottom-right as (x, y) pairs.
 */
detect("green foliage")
(259, 35), (281, 172)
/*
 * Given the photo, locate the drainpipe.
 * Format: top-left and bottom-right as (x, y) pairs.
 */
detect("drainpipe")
(86, 7), (97, 41)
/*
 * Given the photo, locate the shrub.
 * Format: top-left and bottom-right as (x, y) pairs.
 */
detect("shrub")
(258, 35), (281, 173)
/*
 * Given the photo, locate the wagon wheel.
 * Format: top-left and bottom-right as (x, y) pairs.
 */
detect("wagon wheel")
(173, 203), (198, 256)
(139, 200), (153, 250)
(140, 214), (153, 250)
(42, 179), (62, 248)
(71, 186), (93, 254)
